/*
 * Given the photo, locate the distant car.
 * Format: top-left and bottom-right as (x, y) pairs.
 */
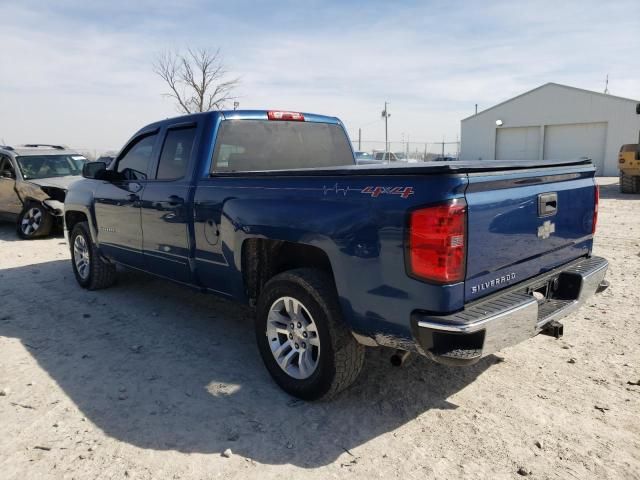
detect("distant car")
(394, 152), (421, 163)
(432, 156), (458, 162)
(96, 155), (116, 168)
(0, 144), (86, 238)
(354, 151), (384, 165)
(373, 152), (400, 162)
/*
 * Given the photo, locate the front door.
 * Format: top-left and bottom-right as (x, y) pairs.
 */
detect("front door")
(94, 131), (159, 268)
(140, 124), (197, 284)
(0, 156), (21, 218)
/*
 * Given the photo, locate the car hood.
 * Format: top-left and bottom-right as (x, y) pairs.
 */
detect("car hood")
(26, 176), (81, 190)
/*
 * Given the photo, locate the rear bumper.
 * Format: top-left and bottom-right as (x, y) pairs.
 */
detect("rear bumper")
(412, 256), (609, 366)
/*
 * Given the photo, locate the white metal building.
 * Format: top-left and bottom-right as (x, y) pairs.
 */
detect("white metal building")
(460, 83), (640, 175)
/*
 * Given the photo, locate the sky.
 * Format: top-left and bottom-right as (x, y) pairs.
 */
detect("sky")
(0, 0), (638, 154)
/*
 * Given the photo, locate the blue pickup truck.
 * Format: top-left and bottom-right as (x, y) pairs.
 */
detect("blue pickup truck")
(64, 110), (609, 400)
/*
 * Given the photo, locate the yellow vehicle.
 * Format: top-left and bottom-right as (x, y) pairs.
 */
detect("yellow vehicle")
(619, 143), (640, 193)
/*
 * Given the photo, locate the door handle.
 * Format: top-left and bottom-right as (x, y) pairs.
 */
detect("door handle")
(538, 192), (558, 217)
(168, 195), (184, 206)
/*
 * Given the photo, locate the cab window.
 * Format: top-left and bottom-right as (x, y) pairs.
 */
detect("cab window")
(117, 134), (158, 180)
(156, 127), (196, 180)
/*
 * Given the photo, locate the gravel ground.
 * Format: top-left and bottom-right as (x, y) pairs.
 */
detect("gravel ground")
(0, 177), (638, 480)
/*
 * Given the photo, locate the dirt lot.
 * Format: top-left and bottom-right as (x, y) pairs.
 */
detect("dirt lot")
(0, 177), (638, 480)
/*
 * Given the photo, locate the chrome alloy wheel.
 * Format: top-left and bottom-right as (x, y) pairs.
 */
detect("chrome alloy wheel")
(21, 207), (43, 236)
(266, 296), (321, 380)
(73, 234), (91, 280)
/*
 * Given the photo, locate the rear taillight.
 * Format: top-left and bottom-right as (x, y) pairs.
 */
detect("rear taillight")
(592, 184), (599, 234)
(408, 199), (467, 283)
(267, 111), (305, 121)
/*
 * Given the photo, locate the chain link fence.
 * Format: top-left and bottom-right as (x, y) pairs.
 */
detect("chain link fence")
(350, 139), (460, 161)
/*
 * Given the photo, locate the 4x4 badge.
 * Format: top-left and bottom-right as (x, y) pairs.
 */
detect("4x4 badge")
(537, 220), (555, 239)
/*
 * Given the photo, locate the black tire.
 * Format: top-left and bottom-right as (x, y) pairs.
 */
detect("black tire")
(16, 202), (54, 239)
(620, 172), (636, 194)
(255, 268), (365, 401)
(69, 221), (117, 290)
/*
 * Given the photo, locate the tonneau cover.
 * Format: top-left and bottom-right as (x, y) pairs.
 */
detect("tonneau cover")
(213, 158), (594, 177)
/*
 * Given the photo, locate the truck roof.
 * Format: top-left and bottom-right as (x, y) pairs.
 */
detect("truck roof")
(139, 110), (342, 134)
(134, 110), (342, 136)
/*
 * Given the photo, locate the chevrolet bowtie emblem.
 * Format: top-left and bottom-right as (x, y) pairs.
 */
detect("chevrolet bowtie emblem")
(537, 220), (555, 239)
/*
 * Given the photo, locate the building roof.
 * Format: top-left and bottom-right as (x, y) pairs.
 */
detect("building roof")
(462, 82), (640, 122)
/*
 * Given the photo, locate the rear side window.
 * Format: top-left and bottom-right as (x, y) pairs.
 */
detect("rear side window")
(156, 127), (196, 180)
(117, 133), (157, 180)
(0, 156), (12, 173)
(212, 120), (354, 172)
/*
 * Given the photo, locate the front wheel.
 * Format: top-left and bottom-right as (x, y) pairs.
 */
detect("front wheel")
(255, 268), (365, 400)
(17, 203), (53, 239)
(69, 221), (117, 290)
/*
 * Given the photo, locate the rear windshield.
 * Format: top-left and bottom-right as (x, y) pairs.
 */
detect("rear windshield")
(211, 120), (354, 172)
(16, 155), (84, 179)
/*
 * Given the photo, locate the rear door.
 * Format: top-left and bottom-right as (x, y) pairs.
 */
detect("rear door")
(140, 122), (198, 284)
(94, 131), (159, 268)
(464, 166), (596, 302)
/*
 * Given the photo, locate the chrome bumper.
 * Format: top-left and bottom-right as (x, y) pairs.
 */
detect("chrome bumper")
(413, 256), (609, 366)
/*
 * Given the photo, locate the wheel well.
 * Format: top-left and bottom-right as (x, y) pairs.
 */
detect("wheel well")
(65, 211), (88, 233)
(242, 239), (334, 302)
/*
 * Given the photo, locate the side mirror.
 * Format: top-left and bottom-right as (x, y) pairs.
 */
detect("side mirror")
(82, 161), (107, 179)
(1, 169), (15, 179)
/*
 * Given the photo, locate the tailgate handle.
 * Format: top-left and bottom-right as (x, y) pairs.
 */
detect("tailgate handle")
(538, 192), (558, 217)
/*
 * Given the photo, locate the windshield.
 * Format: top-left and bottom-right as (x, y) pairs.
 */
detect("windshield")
(16, 155), (84, 179)
(355, 151), (371, 159)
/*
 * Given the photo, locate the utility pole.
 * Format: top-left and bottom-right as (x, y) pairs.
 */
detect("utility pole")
(442, 136), (445, 158)
(358, 128), (362, 151)
(475, 103), (478, 115)
(381, 102), (390, 161)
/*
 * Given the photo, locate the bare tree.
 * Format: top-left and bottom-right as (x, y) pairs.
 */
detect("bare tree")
(153, 48), (240, 114)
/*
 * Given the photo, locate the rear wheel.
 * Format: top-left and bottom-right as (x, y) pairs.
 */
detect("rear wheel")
(17, 202), (53, 239)
(70, 221), (117, 290)
(255, 269), (365, 400)
(620, 172), (636, 194)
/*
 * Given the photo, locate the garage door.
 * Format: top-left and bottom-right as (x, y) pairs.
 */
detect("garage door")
(543, 122), (607, 174)
(495, 126), (540, 160)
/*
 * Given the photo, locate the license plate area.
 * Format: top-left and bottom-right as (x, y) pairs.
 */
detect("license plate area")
(524, 275), (560, 303)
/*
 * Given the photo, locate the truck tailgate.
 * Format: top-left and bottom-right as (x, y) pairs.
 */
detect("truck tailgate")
(464, 167), (596, 302)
